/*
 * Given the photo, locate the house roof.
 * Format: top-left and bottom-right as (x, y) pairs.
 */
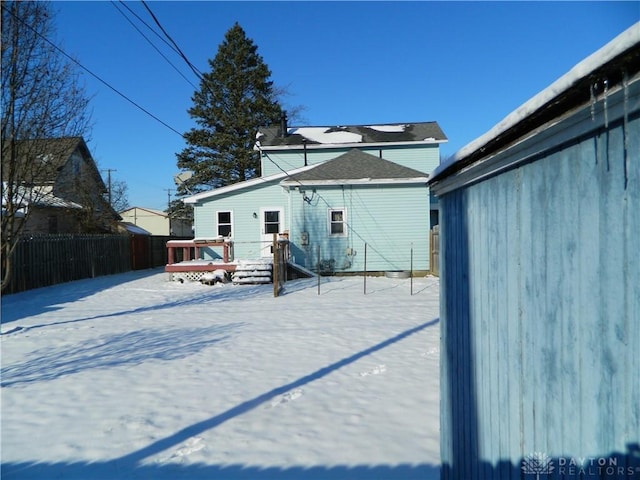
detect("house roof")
(256, 121), (447, 150)
(429, 22), (640, 184)
(1, 185), (83, 209)
(281, 149), (429, 186)
(182, 164), (317, 203)
(2, 137), (100, 184)
(119, 222), (152, 235)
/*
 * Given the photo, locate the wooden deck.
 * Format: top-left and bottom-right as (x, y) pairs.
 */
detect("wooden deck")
(164, 237), (301, 286)
(164, 260), (237, 273)
(166, 239), (232, 264)
(165, 239), (237, 281)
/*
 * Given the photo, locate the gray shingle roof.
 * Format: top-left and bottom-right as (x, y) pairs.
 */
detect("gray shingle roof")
(283, 149), (428, 184)
(257, 121), (447, 148)
(2, 137), (87, 183)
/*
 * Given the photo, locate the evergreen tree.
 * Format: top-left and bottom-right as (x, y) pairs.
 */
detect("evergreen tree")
(166, 199), (193, 223)
(176, 23), (283, 194)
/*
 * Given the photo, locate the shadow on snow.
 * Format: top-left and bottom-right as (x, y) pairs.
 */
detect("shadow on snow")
(0, 274), (274, 331)
(2, 318), (440, 479)
(1, 323), (244, 387)
(1, 461), (440, 480)
(0, 268), (169, 324)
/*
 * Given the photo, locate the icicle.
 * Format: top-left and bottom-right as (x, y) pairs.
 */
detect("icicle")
(623, 70), (629, 150)
(623, 70), (629, 189)
(590, 81), (597, 121)
(603, 78), (609, 129)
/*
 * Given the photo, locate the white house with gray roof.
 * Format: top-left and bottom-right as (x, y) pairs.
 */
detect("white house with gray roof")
(183, 121), (447, 274)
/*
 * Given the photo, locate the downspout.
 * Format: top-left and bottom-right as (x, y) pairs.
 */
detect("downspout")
(303, 139), (308, 166)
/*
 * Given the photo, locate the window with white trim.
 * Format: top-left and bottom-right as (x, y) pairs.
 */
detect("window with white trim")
(217, 211), (232, 237)
(328, 208), (347, 236)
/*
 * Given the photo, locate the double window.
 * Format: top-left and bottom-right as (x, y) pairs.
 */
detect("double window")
(217, 211), (232, 237)
(328, 208), (347, 236)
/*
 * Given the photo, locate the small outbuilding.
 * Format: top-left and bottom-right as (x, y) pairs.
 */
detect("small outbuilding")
(429, 24), (639, 479)
(119, 206), (192, 237)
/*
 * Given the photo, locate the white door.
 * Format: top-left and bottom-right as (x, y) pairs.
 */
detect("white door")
(260, 207), (283, 257)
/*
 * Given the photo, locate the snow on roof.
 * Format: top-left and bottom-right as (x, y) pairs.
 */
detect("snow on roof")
(288, 127), (363, 144)
(2, 185), (83, 209)
(120, 222), (151, 235)
(430, 22), (640, 182)
(364, 124), (407, 133)
(257, 121), (447, 149)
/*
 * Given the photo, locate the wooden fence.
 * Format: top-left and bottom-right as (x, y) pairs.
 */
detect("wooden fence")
(4, 234), (185, 294)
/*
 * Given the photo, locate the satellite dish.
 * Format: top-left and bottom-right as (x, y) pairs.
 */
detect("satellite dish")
(173, 171), (194, 195)
(173, 171), (193, 185)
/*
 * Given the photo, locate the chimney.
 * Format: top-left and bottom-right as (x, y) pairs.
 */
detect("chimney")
(280, 111), (288, 137)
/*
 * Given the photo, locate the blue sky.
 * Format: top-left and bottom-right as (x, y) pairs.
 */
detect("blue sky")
(53, 1), (638, 211)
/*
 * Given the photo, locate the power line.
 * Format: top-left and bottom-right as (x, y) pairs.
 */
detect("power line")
(110, 1), (198, 91)
(140, 0), (205, 82)
(116, 0), (182, 56)
(1, 3), (184, 138)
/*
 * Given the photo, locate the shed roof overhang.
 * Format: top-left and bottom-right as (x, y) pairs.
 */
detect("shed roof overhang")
(428, 23), (640, 193)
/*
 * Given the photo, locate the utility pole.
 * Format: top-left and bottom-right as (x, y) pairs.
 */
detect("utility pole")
(164, 188), (172, 211)
(102, 169), (117, 206)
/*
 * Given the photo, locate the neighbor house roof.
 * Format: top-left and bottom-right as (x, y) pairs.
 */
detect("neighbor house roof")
(1, 137), (101, 185)
(119, 222), (152, 235)
(1, 185), (83, 209)
(281, 149), (429, 187)
(256, 121), (447, 150)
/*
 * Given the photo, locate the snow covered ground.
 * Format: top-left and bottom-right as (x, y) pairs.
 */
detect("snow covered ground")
(1, 269), (440, 479)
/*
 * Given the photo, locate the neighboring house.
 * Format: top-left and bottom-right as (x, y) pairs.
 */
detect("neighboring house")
(183, 121), (447, 273)
(2, 137), (120, 234)
(429, 24), (639, 479)
(119, 207), (193, 237)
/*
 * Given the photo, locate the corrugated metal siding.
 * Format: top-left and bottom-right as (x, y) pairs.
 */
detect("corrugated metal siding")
(440, 112), (639, 477)
(289, 184), (430, 272)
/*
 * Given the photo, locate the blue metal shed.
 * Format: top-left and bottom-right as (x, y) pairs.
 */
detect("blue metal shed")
(429, 24), (639, 479)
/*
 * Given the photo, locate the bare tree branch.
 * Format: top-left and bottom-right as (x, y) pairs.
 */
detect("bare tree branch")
(1, 0), (92, 291)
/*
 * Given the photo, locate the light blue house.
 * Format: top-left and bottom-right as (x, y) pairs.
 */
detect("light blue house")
(183, 121), (447, 274)
(429, 24), (639, 479)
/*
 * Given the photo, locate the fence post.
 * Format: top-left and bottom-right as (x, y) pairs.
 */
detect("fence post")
(273, 233), (278, 297)
(317, 245), (321, 295)
(364, 242), (367, 295)
(410, 243), (414, 296)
